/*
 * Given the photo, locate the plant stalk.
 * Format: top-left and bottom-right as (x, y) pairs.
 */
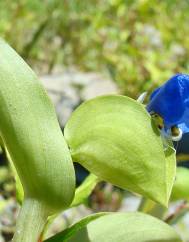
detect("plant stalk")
(138, 197), (167, 219)
(13, 198), (49, 242)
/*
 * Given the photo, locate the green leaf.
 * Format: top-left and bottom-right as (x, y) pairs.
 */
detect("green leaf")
(0, 140), (24, 204)
(0, 39), (75, 212)
(71, 173), (99, 207)
(5, 149), (24, 204)
(171, 167), (189, 201)
(165, 146), (176, 200)
(45, 212), (181, 242)
(64, 95), (176, 206)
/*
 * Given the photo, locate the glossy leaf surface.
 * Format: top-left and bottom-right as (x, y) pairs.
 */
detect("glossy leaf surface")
(65, 95), (176, 206)
(0, 39), (75, 212)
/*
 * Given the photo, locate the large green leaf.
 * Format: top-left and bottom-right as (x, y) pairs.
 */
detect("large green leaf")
(171, 167), (189, 201)
(64, 95), (176, 206)
(0, 39), (75, 211)
(45, 212), (181, 242)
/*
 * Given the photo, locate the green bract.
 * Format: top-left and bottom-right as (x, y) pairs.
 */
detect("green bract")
(65, 95), (176, 206)
(45, 212), (181, 242)
(0, 39), (75, 242)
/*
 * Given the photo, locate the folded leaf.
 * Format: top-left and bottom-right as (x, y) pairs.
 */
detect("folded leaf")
(45, 212), (181, 242)
(64, 95), (176, 206)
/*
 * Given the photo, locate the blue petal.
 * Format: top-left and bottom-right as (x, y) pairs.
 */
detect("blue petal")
(150, 87), (161, 100)
(178, 123), (189, 134)
(147, 74), (189, 133)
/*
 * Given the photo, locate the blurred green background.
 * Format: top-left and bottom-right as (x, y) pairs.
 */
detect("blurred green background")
(1, 0), (189, 98)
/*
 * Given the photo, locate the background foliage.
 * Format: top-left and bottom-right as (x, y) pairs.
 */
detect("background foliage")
(1, 0), (189, 97)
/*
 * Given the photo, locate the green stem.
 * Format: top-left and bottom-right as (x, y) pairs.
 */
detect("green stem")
(13, 198), (49, 242)
(138, 197), (167, 219)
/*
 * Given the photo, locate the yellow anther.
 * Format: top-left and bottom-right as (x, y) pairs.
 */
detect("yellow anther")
(151, 112), (164, 130)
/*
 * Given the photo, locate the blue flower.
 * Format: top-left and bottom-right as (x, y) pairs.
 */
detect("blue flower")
(147, 74), (189, 140)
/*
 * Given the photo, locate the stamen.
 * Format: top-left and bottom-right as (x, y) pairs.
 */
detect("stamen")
(150, 112), (164, 130)
(171, 126), (183, 141)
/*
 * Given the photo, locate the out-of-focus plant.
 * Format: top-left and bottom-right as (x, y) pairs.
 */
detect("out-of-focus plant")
(1, 1), (189, 97)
